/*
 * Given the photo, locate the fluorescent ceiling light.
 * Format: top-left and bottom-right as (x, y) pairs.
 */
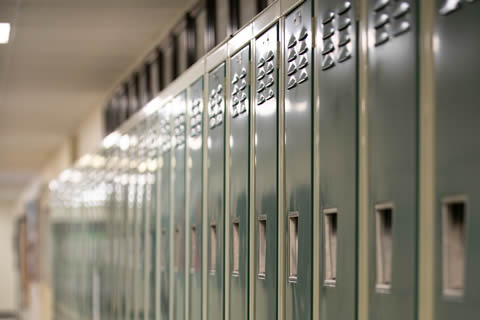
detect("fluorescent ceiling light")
(0, 23), (11, 44)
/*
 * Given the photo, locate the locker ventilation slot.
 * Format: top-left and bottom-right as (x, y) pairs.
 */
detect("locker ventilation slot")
(375, 204), (393, 292)
(175, 226), (181, 270)
(232, 221), (240, 276)
(288, 212), (299, 283)
(442, 198), (466, 297)
(258, 217), (267, 279)
(190, 225), (197, 272)
(324, 209), (338, 286)
(209, 224), (217, 274)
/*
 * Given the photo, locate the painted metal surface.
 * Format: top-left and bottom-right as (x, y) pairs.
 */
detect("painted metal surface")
(172, 92), (187, 320)
(316, 1), (357, 319)
(254, 23), (279, 320)
(187, 77), (204, 320)
(135, 123), (148, 320)
(284, 1), (314, 319)
(434, 1), (480, 319)
(126, 131), (139, 320)
(146, 116), (159, 320)
(159, 116), (172, 320)
(229, 44), (251, 320)
(367, 0), (417, 319)
(207, 62), (226, 320)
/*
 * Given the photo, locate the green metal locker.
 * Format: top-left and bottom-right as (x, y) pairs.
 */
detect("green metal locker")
(159, 115), (172, 320)
(126, 130), (139, 320)
(172, 92), (187, 320)
(254, 22), (279, 320)
(187, 77), (204, 320)
(229, 44), (251, 320)
(147, 116), (159, 320)
(207, 62), (226, 320)
(135, 123), (148, 320)
(367, 0), (418, 319)
(434, 1), (480, 319)
(284, 1), (314, 319)
(316, 0), (358, 319)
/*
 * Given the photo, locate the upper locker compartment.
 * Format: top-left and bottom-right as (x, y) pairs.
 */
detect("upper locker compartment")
(172, 91), (187, 320)
(434, 2), (480, 319)
(316, 1), (357, 320)
(254, 22), (279, 320)
(284, 1), (314, 320)
(187, 76), (204, 320)
(229, 44), (251, 320)
(206, 61), (226, 320)
(367, 1), (417, 320)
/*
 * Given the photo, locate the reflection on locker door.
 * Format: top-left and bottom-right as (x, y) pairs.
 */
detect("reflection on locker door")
(367, 1), (417, 319)
(317, 0), (358, 319)
(159, 115), (172, 320)
(229, 44), (250, 320)
(284, 1), (314, 320)
(187, 77), (204, 320)
(254, 22), (279, 320)
(173, 92), (187, 320)
(434, 2), (480, 319)
(206, 62), (226, 320)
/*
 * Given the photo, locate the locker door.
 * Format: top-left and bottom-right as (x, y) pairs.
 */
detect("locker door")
(147, 50), (161, 97)
(134, 125), (147, 320)
(254, 23), (279, 320)
(139, 66), (150, 108)
(159, 117), (172, 320)
(187, 77), (204, 320)
(206, 62), (226, 320)
(161, 37), (177, 87)
(434, 2), (480, 319)
(284, 2), (314, 320)
(367, 0), (417, 319)
(128, 77), (139, 117)
(173, 92), (187, 320)
(316, 1), (357, 319)
(126, 137), (138, 320)
(147, 119), (159, 320)
(215, 0), (231, 44)
(119, 151), (129, 320)
(229, 45), (250, 320)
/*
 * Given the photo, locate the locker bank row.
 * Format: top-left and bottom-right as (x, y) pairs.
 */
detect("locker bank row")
(50, 1), (480, 320)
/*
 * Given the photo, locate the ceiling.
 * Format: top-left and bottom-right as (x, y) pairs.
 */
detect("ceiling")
(0, 0), (192, 210)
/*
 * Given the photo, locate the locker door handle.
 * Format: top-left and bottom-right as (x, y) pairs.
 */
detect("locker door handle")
(288, 212), (299, 283)
(232, 220), (240, 276)
(258, 216), (267, 280)
(375, 203), (393, 293)
(442, 196), (467, 297)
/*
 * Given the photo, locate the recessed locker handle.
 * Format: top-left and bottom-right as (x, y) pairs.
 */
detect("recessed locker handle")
(324, 208), (338, 287)
(375, 203), (393, 293)
(258, 216), (267, 279)
(190, 225), (197, 273)
(161, 228), (167, 271)
(175, 226), (181, 271)
(288, 212), (299, 283)
(232, 220), (240, 276)
(442, 197), (466, 297)
(209, 223), (217, 275)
